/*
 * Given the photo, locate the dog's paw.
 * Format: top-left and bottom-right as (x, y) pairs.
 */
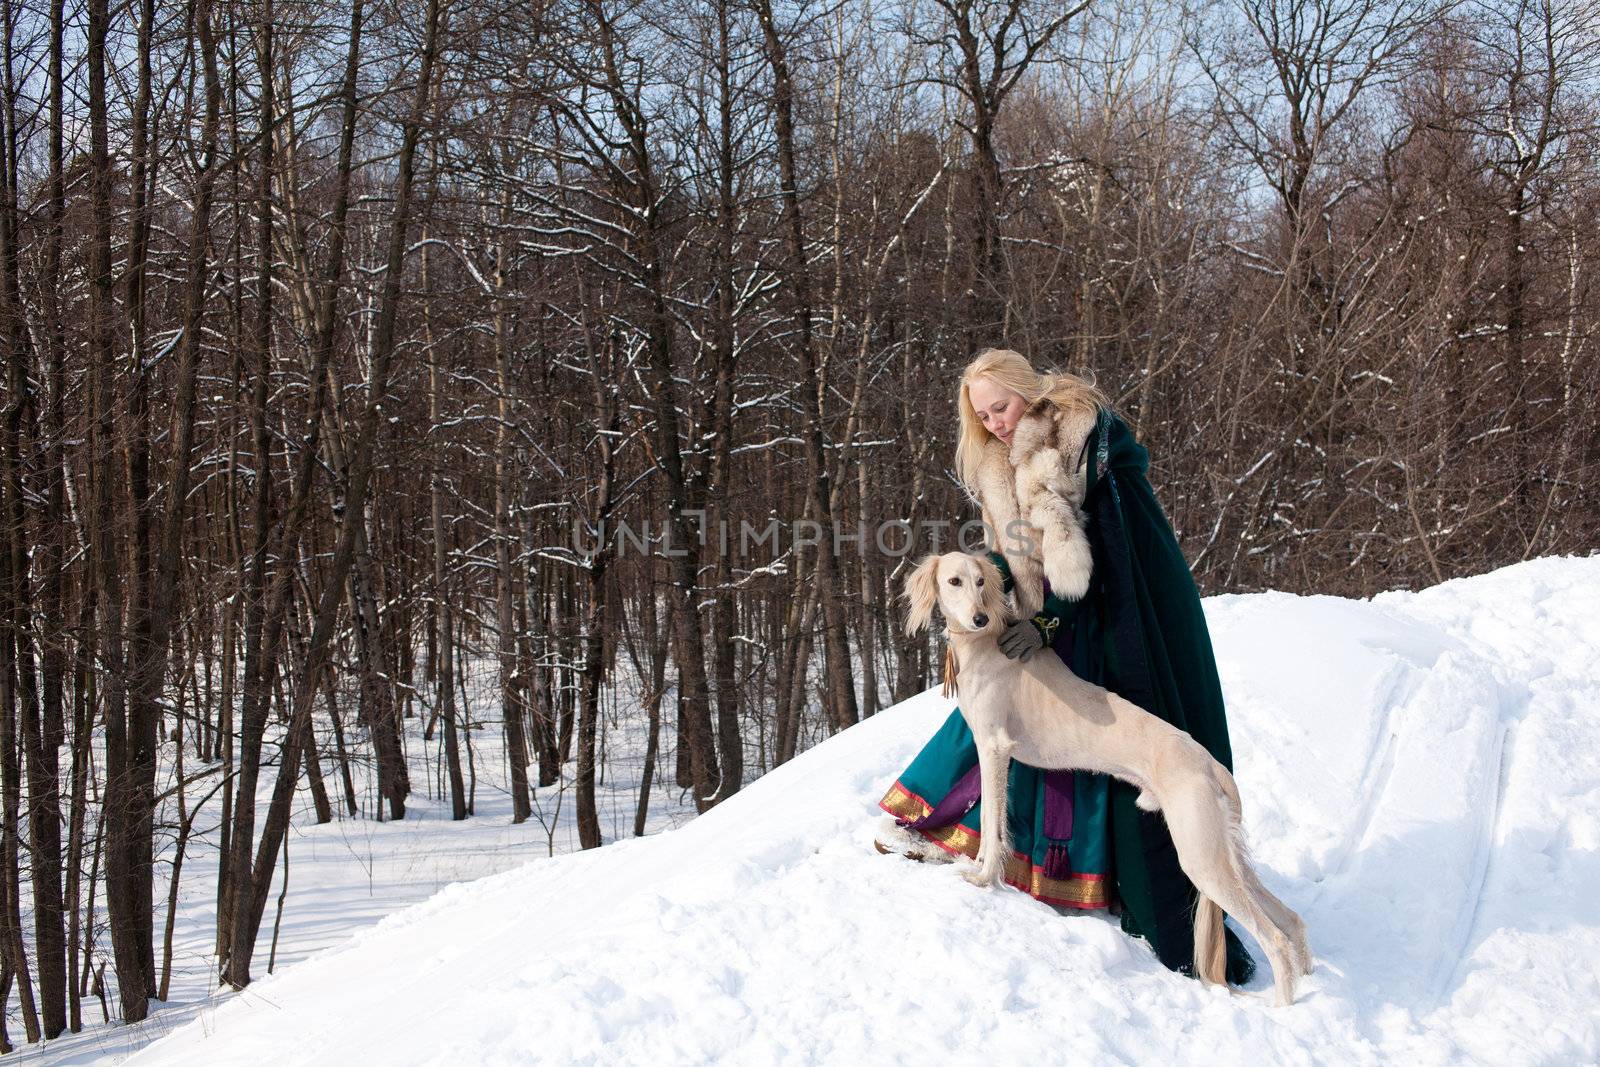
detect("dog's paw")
(961, 866), (995, 888)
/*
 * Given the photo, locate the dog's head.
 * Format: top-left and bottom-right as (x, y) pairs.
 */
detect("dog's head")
(902, 552), (1012, 637)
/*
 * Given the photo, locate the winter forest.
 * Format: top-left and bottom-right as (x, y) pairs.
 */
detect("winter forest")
(0, 0), (1595, 1052)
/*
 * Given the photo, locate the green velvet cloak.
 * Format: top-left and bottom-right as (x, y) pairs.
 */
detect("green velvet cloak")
(1057, 407), (1256, 983)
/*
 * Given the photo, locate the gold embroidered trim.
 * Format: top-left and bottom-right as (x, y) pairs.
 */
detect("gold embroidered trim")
(877, 782), (1108, 908)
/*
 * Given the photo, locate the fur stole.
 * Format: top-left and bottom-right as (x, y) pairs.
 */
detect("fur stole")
(972, 402), (1099, 618)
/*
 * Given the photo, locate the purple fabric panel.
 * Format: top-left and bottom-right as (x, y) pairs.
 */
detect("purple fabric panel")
(1040, 576), (1077, 849)
(900, 763), (982, 831)
(1043, 770), (1075, 840)
(1043, 761), (1077, 878)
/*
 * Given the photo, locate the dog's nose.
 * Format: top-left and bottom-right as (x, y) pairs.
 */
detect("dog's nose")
(972, 613), (989, 628)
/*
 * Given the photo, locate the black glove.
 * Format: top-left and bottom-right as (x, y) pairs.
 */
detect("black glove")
(999, 618), (1045, 661)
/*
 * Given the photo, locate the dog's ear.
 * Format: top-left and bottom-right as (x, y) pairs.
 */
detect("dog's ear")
(975, 554), (1013, 622)
(902, 554), (940, 636)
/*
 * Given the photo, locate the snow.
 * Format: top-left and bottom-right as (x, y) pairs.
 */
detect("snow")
(56, 557), (1600, 1063)
(13, 662), (701, 1066)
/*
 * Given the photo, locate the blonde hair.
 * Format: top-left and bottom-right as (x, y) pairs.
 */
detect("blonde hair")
(954, 348), (1106, 498)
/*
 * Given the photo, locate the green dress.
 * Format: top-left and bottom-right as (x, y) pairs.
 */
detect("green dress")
(879, 408), (1256, 984)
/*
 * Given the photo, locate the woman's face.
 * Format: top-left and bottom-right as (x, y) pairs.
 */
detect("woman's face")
(968, 376), (1026, 445)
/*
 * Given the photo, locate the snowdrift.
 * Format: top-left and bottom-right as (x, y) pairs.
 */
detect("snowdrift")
(132, 556), (1600, 1066)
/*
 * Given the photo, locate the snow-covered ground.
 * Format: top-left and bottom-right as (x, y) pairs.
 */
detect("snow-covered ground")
(12, 659), (701, 1065)
(37, 556), (1600, 1064)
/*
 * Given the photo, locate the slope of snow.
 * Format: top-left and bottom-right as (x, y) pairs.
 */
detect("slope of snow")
(129, 556), (1600, 1066)
(14, 662), (700, 1066)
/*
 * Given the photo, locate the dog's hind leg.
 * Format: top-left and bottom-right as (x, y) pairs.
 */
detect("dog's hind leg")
(1225, 859), (1302, 1006)
(1236, 856), (1312, 977)
(1160, 773), (1300, 1005)
(964, 739), (1013, 888)
(1214, 767), (1312, 977)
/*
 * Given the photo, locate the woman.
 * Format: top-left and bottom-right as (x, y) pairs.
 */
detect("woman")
(876, 348), (1255, 985)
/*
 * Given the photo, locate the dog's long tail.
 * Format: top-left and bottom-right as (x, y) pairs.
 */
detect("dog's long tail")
(1193, 761), (1241, 986)
(1193, 895), (1227, 985)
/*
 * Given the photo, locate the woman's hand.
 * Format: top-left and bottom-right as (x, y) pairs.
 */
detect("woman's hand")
(999, 619), (1045, 661)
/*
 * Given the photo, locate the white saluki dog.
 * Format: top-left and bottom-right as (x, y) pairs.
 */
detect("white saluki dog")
(902, 550), (1311, 1005)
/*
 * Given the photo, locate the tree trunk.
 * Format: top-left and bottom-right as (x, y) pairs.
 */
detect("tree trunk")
(754, 0), (859, 737)
(84, 0), (143, 1022)
(224, 0), (444, 989)
(424, 241), (468, 822)
(492, 190), (533, 824)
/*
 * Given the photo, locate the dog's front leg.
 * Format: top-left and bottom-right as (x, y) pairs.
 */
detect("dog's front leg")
(963, 739), (1013, 888)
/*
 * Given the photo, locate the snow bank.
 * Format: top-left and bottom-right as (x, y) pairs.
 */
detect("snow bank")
(131, 556), (1600, 1066)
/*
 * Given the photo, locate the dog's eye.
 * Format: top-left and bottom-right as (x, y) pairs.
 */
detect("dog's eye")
(976, 577), (984, 587)
(948, 577), (961, 586)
